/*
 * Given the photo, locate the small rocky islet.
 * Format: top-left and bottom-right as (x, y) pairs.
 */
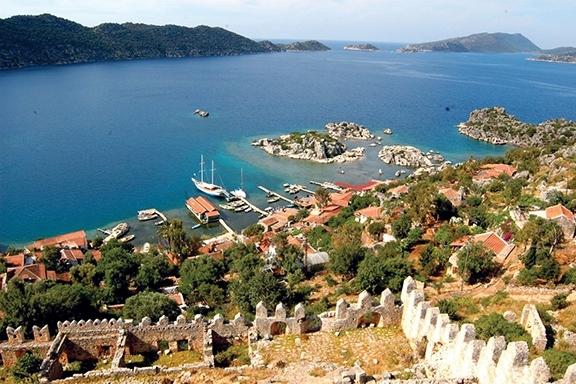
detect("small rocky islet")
(457, 106), (576, 147)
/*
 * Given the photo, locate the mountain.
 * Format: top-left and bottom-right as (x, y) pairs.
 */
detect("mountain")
(397, 32), (541, 53)
(0, 14), (331, 69)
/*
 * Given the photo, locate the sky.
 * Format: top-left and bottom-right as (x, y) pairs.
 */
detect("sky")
(1, 0), (575, 49)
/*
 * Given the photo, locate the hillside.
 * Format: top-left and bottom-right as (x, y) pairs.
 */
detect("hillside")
(0, 14), (331, 69)
(397, 32), (541, 53)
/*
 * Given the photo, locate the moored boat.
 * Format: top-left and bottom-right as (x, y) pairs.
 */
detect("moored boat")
(137, 210), (158, 221)
(244, 207), (253, 213)
(154, 220), (164, 226)
(119, 234), (135, 243)
(191, 223), (202, 230)
(192, 155), (227, 197)
(267, 196), (280, 203)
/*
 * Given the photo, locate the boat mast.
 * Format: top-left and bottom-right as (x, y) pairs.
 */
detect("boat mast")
(200, 155), (205, 183)
(241, 168), (244, 190)
(211, 160), (215, 185)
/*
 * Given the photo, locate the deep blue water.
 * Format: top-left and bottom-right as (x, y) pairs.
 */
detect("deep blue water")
(2, 41), (576, 247)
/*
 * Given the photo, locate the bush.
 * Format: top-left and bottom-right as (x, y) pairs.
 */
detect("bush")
(541, 349), (576, 380)
(551, 293), (569, 311)
(11, 352), (43, 382)
(474, 312), (531, 345)
(561, 268), (576, 284)
(516, 268), (538, 286)
(436, 299), (459, 321)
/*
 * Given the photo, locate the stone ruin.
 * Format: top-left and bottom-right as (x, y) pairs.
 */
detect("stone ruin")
(400, 276), (576, 384)
(2, 278), (576, 382)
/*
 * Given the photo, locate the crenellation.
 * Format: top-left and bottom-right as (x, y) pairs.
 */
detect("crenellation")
(275, 303), (287, 320)
(256, 301), (268, 318)
(6, 326), (24, 343)
(335, 298), (348, 319)
(520, 304), (547, 352)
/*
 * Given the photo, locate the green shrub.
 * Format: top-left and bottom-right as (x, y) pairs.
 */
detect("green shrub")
(474, 312), (531, 345)
(541, 349), (576, 380)
(436, 299), (459, 321)
(551, 293), (569, 311)
(11, 352), (43, 382)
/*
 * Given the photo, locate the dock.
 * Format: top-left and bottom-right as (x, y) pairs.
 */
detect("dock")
(310, 180), (343, 191)
(138, 208), (168, 222)
(237, 196), (267, 216)
(97, 228), (111, 235)
(258, 185), (294, 204)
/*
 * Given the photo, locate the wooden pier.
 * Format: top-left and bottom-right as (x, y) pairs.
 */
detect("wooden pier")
(237, 196), (267, 216)
(258, 185), (294, 204)
(310, 180), (343, 191)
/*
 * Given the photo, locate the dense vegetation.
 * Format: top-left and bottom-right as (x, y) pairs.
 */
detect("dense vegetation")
(0, 14), (330, 69)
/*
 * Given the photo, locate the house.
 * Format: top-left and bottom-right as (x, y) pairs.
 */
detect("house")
(330, 189), (355, 207)
(450, 231), (515, 265)
(2, 264), (55, 287)
(473, 163), (517, 183)
(258, 208), (299, 233)
(438, 187), (463, 207)
(60, 248), (85, 266)
(185, 196), (220, 224)
(32, 230), (88, 250)
(388, 185), (410, 198)
(530, 203), (576, 239)
(355, 206), (382, 224)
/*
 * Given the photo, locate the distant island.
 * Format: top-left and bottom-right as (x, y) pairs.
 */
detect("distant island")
(397, 32), (541, 53)
(343, 43), (381, 52)
(0, 14), (331, 69)
(530, 47), (576, 64)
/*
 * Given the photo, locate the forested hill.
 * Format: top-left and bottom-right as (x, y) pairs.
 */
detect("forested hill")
(397, 32), (541, 53)
(0, 14), (331, 69)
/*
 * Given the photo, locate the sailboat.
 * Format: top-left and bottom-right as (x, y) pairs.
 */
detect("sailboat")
(191, 155), (227, 197)
(231, 168), (247, 199)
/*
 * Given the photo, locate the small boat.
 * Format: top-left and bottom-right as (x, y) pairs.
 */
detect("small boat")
(191, 223), (201, 230)
(235, 206), (247, 212)
(119, 234), (135, 243)
(154, 220), (164, 226)
(267, 196), (280, 203)
(369, 143), (377, 147)
(194, 109), (209, 117)
(286, 203), (295, 208)
(383, 128), (392, 135)
(219, 203), (235, 210)
(244, 207), (253, 213)
(231, 168), (247, 199)
(283, 183), (290, 188)
(395, 170), (401, 177)
(378, 169), (383, 175)
(339, 170), (345, 174)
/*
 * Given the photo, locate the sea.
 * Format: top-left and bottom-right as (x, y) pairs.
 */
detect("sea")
(2, 41), (576, 249)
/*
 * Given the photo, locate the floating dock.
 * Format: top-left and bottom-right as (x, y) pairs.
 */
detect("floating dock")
(310, 180), (343, 191)
(258, 185), (294, 204)
(138, 208), (168, 222)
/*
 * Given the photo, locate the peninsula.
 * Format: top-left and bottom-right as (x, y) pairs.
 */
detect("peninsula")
(343, 43), (381, 52)
(530, 47), (576, 64)
(397, 32), (540, 53)
(457, 106), (576, 147)
(0, 14), (331, 69)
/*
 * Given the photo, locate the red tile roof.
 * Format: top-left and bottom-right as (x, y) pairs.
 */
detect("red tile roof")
(355, 206), (381, 219)
(5, 254), (25, 268)
(474, 232), (507, 256)
(474, 163), (517, 180)
(330, 190), (356, 207)
(60, 248), (84, 262)
(7, 264), (48, 282)
(546, 204), (575, 221)
(388, 185), (410, 196)
(32, 230), (87, 250)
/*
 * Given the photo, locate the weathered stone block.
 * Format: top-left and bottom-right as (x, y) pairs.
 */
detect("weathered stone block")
(335, 298), (348, 320)
(256, 302), (268, 318)
(275, 303), (287, 320)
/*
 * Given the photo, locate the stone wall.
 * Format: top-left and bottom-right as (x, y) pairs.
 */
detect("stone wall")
(319, 289), (402, 332)
(520, 304), (548, 352)
(400, 276), (576, 384)
(253, 302), (310, 337)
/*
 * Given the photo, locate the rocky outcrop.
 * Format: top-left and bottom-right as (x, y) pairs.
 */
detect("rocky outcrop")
(343, 43), (380, 51)
(325, 121), (374, 140)
(457, 106), (576, 147)
(378, 145), (444, 168)
(252, 131), (365, 163)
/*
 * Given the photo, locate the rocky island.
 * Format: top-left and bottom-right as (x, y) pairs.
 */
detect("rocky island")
(252, 131), (365, 163)
(530, 47), (576, 64)
(397, 32), (540, 53)
(343, 43), (381, 52)
(457, 106), (576, 147)
(378, 145), (444, 168)
(324, 121), (374, 140)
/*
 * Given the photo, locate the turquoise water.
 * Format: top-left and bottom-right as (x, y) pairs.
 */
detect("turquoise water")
(2, 41), (576, 248)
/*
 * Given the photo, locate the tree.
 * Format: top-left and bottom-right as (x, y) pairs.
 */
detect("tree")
(329, 243), (368, 278)
(314, 186), (331, 210)
(179, 255), (225, 306)
(11, 352), (43, 382)
(357, 254), (414, 293)
(243, 223), (264, 237)
(367, 221), (387, 240)
(391, 213), (412, 239)
(457, 243), (498, 284)
(230, 270), (289, 314)
(41, 245), (68, 273)
(332, 220), (363, 249)
(419, 243), (439, 278)
(306, 225), (332, 251)
(70, 263), (99, 287)
(350, 193), (378, 211)
(123, 291), (181, 322)
(433, 193), (458, 221)
(157, 219), (191, 263)
(96, 246), (138, 304)
(133, 252), (174, 292)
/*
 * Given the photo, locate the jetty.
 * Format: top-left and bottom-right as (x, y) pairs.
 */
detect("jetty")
(310, 180), (343, 191)
(237, 196), (267, 216)
(258, 186), (294, 204)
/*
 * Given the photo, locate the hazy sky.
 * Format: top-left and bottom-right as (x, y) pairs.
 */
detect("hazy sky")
(2, 0), (574, 49)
